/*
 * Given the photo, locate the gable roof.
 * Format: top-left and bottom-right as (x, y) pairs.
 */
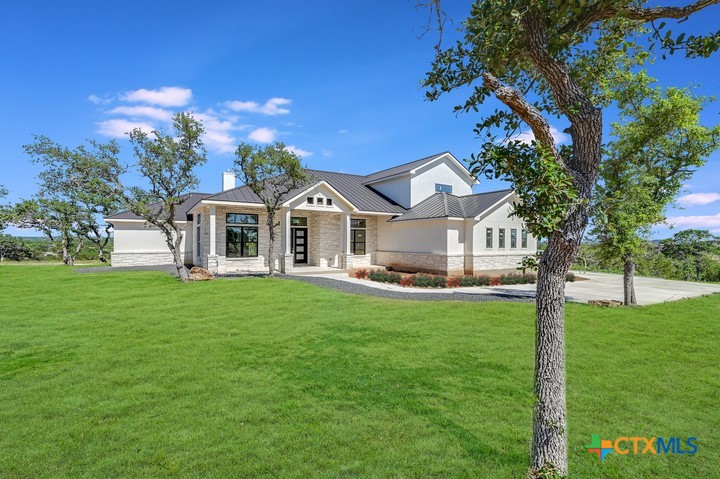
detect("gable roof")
(105, 193), (211, 222)
(362, 152), (449, 183)
(388, 189), (514, 222)
(200, 169), (406, 214)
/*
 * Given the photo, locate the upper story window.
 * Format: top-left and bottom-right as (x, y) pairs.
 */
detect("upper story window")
(316, 197), (324, 206)
(485, 227), (493, 248)
(435, 183), (453, 193)
(522, 229), (528, 248)
(227, 213), (258, 225)
(306, 197), (314, 205)
(326, 198), (333, 206)
(499, 228), (506, 248)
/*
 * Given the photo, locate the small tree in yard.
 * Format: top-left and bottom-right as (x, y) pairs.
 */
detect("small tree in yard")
(23, 136), (124, 263)
(660, 229), (720, 281)
(422, 1), (719, 476)
(234, 142), (311, 276)
(0, 185), (8, 231)
(592, 71), (720, 305)
(12, 198), (85, 265)
(122, 113), (207, 282)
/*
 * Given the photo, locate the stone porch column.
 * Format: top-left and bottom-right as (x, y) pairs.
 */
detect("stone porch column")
(340, 212), (354, 270)
(208, 205), (218, 273)
(281, 207), (293, 273)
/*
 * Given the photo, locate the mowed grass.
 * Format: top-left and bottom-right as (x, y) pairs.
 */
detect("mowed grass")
(0, 266), (718, 479)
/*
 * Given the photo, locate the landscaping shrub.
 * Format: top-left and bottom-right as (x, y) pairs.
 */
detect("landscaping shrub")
(368, 269), (402, 284)
(409, 273), (447, 288)
(489, 276), (502, 286)
(566, 272), (576, 282)
(354, 269), (369, 279)
(447, 276), (461, 288)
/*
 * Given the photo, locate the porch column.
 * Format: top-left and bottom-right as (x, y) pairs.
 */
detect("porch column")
(208, 205), (218, 273)
(340, 212), (354, 270)
(281, 207), (293, 273)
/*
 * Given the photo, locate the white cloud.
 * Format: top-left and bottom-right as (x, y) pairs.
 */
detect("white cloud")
(192, 110), (245, 154)
(96, 119), (155, 138)
(121, 86), (192, 107)
(224, 97), (292, 115)
(677, 192), (720, 207)
(285, 145), (313, 158)
(248, 127), (278, 143)
(666, 213), (720, 229)
(88, 94), (113, 105)
(108, 105), (174, 122)
(321, 149), (333, 157)
(338, 129), (349, 134)
(508, 125), (570, 145)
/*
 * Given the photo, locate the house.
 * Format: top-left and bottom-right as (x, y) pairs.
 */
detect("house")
(105, 152), (537, 275)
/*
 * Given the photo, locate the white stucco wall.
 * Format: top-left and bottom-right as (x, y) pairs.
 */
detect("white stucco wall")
(113, 221), (189, 254)
(411, 159), (473, 206)
(368, 176), (411, 209)
(472, 200), (537, 255)
(377, 217), (450, 254)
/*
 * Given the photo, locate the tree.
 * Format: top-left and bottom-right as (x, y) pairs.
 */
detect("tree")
(121, 113), (208, 282)
(660, 229), (720, 280)
(0, 234), (32, 262)
(592, 71), (720, 305)
(12, 198), (85, 265)
(0, 185), (8, 231)
(422, 1), (719, 476)
(23, 136), (124, 262)
(234, 142), (311, 276)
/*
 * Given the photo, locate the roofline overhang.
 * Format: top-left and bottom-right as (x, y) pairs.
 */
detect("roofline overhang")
(363, 152), (477, 186)
(103, 218), (189, 224)
(281, 180), (359, 211)
(188, 199), (264, 215)
(388, 215), (465, 223)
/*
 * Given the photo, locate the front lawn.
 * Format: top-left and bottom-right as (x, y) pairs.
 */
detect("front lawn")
(0, 266), (717, 478)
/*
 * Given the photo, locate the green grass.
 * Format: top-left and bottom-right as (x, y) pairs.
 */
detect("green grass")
(0, 266), (718, 479)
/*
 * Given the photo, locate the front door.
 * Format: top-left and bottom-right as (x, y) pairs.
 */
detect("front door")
(291, 227), (308, 264)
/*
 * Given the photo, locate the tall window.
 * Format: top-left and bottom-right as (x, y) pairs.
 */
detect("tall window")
(226, 213), (259, 258)
(522, 229), (528, 248)
(511, 228), (517, 248)
(196, 214), (202, 257)
(351, 218), (366, 255)
(435, 183), (452, 193)
(499, 228), (506, 248)
(486, 227), (493, 248)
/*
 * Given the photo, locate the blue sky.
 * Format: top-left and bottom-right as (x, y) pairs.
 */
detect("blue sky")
(1, 1), (719, 238)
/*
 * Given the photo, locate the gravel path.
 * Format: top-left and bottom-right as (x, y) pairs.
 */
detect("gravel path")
(280, 274), (534, 303)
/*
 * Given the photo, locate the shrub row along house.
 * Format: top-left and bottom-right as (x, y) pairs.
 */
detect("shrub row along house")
(106, 152), (537, 275)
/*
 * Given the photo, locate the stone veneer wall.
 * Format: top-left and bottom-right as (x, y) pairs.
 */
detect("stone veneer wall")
(111, 252), (181, 267)
(307, 211), (341, 267)
(469, 254), (525, 274)
(375, 251), (464, 276)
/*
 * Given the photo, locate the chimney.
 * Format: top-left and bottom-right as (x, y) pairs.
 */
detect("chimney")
(222, 171), (236, 191)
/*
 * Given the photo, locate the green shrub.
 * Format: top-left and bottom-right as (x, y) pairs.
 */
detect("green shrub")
(367, 270), (402, 284)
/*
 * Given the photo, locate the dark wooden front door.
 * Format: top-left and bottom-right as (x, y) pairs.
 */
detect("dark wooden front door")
(291, 227), (308, 264)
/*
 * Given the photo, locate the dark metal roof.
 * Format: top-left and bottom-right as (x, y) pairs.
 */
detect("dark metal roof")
(362, 152), (449, 184)
(202, 169), (406, 214)
(106, 193), (211, 222)
(389, 189), (513, 222)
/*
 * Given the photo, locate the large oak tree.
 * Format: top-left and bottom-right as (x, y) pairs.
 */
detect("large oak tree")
(423, 1), (719, 476)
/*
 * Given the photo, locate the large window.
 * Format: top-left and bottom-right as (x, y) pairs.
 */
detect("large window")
(522, 229), (528, 248)
(511, 228), (517, 248)
(291, 217), (307, 227)
(226, 213), (258, 258)
(486, 227), (493, 248)
(227, 213), (258, 225)
(435, 183), (453, 193)
(351, 218), (366, 255)
(499, 228), (506, 248)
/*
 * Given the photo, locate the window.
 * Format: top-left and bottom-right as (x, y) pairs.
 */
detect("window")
(226, 226), (258, 257)
(351, 218), (366, 255)
(226, 213), (258, 225)
(196, 214), (201, 257)
(435, 183), (453, 193)
(326, 198), (333, 206)
(499, 228), (506, 248)
(511, 228), (517, 248)
(316, 197), (324, 206)
(290, 217), (307, 227)
(522, 229), (528, 249)
(306, 197), (314, 205)
(486, 227), (493, 248)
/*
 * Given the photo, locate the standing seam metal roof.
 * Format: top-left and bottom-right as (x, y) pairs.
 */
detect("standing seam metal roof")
(388, 189), (514, 222)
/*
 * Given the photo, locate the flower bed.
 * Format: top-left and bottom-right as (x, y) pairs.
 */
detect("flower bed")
(352, 269), (548, 289)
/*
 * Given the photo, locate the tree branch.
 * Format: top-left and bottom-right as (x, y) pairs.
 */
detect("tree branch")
(482, 72), (565, 167)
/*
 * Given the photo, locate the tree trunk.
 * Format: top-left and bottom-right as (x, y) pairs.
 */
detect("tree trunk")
(98, 246), (108, 263)
(623, 254), (637, 306)
(61, 236), (72, 266)
(531, 230), (578, 477)
(173, 229), (189, 282)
